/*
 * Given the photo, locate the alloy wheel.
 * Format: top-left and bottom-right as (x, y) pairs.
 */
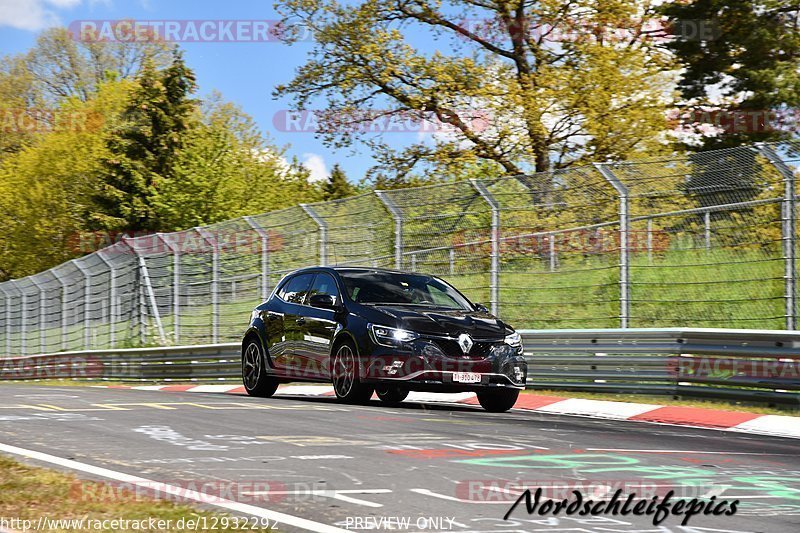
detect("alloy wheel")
(333, 344), (355, 397)
(243, 342), (261, 390)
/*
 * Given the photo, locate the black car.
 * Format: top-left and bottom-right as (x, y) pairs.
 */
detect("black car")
(241, 267), (527, 412)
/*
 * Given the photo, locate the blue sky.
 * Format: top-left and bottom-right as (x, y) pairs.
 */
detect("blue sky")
(0, 0), (411, 182)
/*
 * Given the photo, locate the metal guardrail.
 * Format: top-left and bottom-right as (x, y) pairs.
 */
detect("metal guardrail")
(520, 328), (800, 406)
(0, 344), (241, 382)
(1, 329), (798, 407)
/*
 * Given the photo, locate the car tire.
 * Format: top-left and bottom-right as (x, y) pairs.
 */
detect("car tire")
(476, 389), (519, 412)
(331, 340), (374, 404)
(242, 339), (279, 398)
(375, 385), (409, 405)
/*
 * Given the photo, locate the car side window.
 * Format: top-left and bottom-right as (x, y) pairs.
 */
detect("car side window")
(278, 273), (315, 304)
(307, 273), (340, 305)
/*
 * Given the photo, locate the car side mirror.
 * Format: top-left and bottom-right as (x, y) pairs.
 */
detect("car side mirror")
(309, 293), (337, 309)
(474, 303), (489, 313)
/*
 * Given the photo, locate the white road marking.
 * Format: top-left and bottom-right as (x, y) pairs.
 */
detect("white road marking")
(183, 385), (242, 393)
(729, 415), (800, 439)
(534, 398), (661, 419)
(409, 488), (508, 504)
(247, 489), (391, 508)
(0, 441), (350, 533)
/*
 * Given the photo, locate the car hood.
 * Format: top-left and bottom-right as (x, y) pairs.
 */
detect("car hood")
(371, 305), (510, 339)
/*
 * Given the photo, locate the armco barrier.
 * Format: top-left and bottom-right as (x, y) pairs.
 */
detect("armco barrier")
(520, 328), (800, 406)
(1, 329), (798, 407)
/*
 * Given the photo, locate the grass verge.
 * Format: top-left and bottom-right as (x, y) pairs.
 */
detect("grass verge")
(0, 454), (271, 532)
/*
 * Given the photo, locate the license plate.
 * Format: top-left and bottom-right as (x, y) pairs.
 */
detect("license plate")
(453, 372), (481, 383)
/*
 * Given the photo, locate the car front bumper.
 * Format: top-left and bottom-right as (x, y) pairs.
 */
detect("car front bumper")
(361, 339), (527, 391)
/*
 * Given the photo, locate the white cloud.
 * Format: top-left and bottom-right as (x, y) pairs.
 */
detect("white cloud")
(302, 152), (329, 183)
(0, 0), (86, 31)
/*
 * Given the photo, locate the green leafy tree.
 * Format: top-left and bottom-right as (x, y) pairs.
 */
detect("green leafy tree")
(0, 55), (41, 157)
(0, 27), (169, 161)
(0, 79), (133, 280)
(275, 0), (677, 180)
(156, 95), (322, 229)
(25, 27), (171, 105)
(662, 0), (800, 149)
(322, 163), (356, 200)
(89, 50), (198, 233)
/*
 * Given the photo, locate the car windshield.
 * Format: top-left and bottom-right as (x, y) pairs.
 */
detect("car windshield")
(338, 270), (473, 310)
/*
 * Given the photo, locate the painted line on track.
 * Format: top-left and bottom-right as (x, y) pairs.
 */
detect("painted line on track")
(92, 383), (800, 440)
(0, 442), (350, 533)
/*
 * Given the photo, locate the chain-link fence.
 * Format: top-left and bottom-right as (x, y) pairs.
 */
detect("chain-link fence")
(1, 141), (799, 356)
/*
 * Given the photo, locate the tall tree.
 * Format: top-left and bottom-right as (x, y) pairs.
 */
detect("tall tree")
(0, 55), (40, 157)
(322, 163), (356, 200)
(0, 79), (133, 281)
(275, 0), (677, 180)
(0, 27), (170, 162)
(156, 94), (322, 229)
(662, 0), (800, 149)
(25, 27), (171, 105)
(89, 50), (198, 233)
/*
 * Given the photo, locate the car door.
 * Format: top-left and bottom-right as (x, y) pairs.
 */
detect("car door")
(268, 272), (315, 376)
(299, 273), (341, 378)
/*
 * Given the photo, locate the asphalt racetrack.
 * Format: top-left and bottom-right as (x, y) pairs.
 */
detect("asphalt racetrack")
(0, 384), (798, 532)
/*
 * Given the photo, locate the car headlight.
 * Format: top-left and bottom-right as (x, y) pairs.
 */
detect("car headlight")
(250, 309), (260, 322)
(368, 323), (419, 347)
(504, 331), (522, 350)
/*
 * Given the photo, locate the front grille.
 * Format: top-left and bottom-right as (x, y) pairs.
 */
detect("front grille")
(432, 339), (495, 359)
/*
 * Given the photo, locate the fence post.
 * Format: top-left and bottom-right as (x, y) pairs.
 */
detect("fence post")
(244, 216), (271, 300)
(375, 191), (403, 269)
(757, 144), (797, 330)
(300, 204), (328, 266)
(0, 285), (10, 356)
(594, 163), (631, 328)
(124, 238), (167, 345)
(29, 277), (46, 353)
(470, 179), (501, 316)
(9, 281), (27, 355)
(196, 228), (219, 343)
(72, 261), (93, 349)
(704, 211), (712, 251)
(646, 219), (653, 264)
(156, 234), (180, 344)
(51, 270), (69, 351)
(96, 252), (117, 348)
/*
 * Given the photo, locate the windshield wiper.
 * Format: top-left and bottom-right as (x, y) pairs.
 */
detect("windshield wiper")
(366, 302), (461, 309)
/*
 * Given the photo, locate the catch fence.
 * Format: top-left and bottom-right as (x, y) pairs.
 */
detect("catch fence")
(1, 141), (799, 356)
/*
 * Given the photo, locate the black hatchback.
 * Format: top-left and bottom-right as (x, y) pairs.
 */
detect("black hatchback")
(241, 267), (527, 412)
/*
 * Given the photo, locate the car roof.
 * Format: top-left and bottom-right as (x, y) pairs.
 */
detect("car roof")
(290, 266), (425, 276)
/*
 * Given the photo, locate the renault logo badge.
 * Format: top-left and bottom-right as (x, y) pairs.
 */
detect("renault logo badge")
(457, 333), (473, 354)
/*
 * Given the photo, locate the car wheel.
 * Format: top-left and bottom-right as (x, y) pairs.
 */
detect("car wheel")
(331, 340), (373, 404)
(476, 389), (519, 412)
(242, 339), (279, 397)
(375, 385), (409, 405)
